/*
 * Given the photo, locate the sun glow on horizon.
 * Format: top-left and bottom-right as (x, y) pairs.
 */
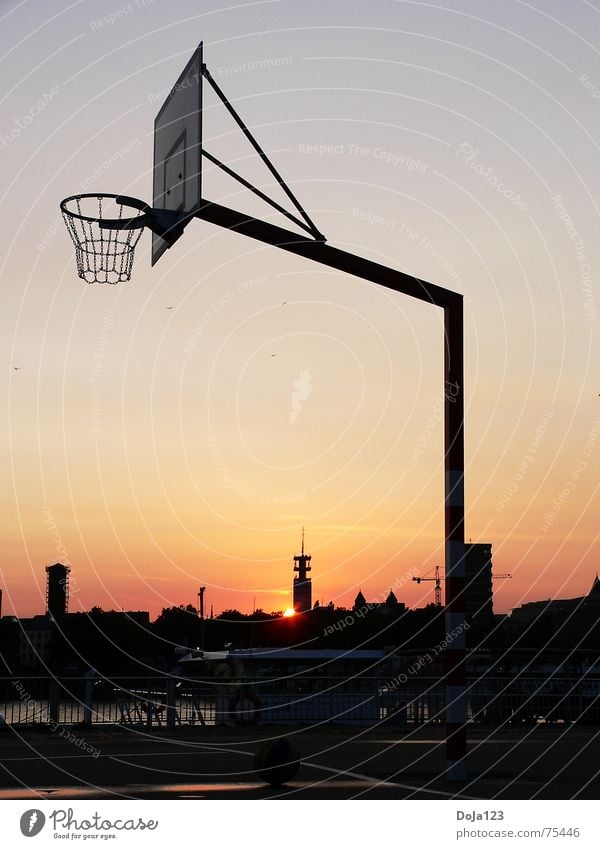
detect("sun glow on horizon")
(283, 608), (295, 618)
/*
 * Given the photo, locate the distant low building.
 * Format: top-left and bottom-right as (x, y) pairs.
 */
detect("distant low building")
(89, 610), (151, 626)
(511, 575), (600, 627)
(510, 600), (551, 627)
(17, 615), (53, 667)
(353, 589), (406, 616)
(353, 591), (366, 612)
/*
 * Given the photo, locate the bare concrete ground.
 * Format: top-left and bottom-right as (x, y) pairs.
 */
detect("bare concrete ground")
(0, 724), (599, 799)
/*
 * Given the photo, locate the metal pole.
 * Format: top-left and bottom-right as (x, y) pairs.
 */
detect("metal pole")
(166, 675), (177, 729)
(82, 669), (95, 726)
(444, 301), (466, 781)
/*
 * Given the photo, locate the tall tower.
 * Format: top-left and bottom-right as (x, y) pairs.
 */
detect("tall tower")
(464, 543), (493, 622)
(45, 563), (70, 619)
(293, 528), (312, 612)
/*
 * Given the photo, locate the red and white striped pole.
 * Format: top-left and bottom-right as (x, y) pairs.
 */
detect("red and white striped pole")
(444, 300), (466, 781)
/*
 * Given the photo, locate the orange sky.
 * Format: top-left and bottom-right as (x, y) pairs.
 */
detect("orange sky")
(1, 2), (598, 620)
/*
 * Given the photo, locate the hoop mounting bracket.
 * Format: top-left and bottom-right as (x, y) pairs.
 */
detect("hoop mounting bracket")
(100, 201), (192, 247)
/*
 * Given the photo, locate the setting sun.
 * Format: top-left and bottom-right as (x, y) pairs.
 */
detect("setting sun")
(283, 608), (295, 618)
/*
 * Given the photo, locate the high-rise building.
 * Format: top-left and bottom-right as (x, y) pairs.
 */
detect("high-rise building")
(464, 543), (493, 622)
(293, 529), (312, 612)
(45, 562), (70, 619)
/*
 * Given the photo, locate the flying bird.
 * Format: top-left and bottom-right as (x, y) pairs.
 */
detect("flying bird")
(165, 306), (174, 310)
(13, 367), (20, 370)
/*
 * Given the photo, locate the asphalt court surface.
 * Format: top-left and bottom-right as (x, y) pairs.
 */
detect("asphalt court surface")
(1, 725), (599, 799)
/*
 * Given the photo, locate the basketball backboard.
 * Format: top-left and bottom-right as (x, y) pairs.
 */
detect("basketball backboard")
(152, 43), (203, 265)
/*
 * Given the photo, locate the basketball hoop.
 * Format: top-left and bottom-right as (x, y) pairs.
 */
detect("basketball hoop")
(61, 193), (149, 284)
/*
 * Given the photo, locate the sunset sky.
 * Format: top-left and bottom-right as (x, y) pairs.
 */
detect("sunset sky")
(1, 0), (598, 619)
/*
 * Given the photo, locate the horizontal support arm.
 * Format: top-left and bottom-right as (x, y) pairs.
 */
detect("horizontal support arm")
(196, 201), (462, 310)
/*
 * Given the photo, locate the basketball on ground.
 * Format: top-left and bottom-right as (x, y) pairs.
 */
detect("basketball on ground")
(254, 737), (300, 786)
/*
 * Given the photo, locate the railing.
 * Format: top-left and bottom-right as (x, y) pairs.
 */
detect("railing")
(0, 676), (217, 728)
(379, 676), (600, 725)
(1, 673), (599, 729)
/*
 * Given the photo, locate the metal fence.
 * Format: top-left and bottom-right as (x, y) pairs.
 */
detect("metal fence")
(1, 676), (216, 728)
(379, 676), (600, 725)
(1, 673), (599, 729)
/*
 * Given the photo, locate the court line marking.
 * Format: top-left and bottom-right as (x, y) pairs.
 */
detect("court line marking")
(1, 743), (480, 799)
(155, 742), (482, 799)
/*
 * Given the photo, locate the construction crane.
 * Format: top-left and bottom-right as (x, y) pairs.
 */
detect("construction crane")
(413, 568), (512, 607)
(413, 564), (443, 607)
